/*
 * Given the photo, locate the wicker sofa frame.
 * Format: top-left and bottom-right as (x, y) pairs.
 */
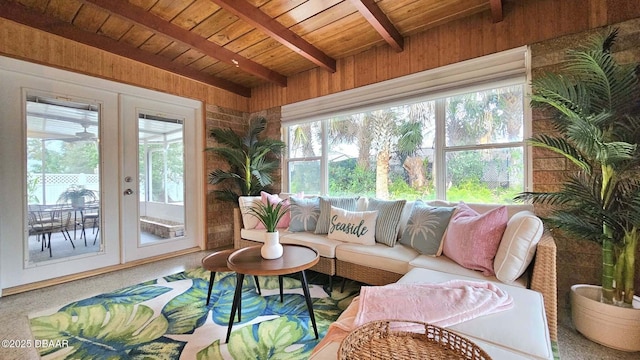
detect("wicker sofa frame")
(233, 207), (558, 342)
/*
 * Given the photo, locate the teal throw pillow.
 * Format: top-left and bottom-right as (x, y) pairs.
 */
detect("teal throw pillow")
(289, 196), (320, 232)
(399, 200), (455, 255)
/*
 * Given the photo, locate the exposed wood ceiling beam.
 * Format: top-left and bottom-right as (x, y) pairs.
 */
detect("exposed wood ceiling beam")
(209, 0), (336, 73)
(350, 0), (404, 52)
(0, 0), (251, 97)
(83, 0), (286, 87)
(489, 0), (503, 23)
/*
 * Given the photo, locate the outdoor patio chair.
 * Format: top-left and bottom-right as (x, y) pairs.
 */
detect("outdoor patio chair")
(80, 204), (100, 246)
(28, 205), (74, 257)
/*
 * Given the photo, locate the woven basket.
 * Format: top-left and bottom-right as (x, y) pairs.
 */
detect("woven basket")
(338, 320), (492, 360)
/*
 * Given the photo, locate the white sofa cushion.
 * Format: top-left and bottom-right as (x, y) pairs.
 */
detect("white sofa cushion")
(242, 228), (341, 258)
(356, 197), (368, 211)
(398, 268), (553, 360)
(277, 192), (300, 199)
(240, 228), (275, 243)
(426, 200), (534, 219)
(408, 254), (527, 288)
(466, 202), (534, 219)
(494, 210), (544, 283)
(311, 340), (544, 360)
(238, 196), (261, 229)
(335, 243), (418, 274)
(327, 206), (377, 245)
(281, 231), (344, 258)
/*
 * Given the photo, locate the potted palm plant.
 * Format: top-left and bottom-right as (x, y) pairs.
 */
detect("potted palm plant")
(206, 117), (286, 203)
(245, 200), (290, 259)
(57, 185), (97, 208)
(515, 28), (640, 351)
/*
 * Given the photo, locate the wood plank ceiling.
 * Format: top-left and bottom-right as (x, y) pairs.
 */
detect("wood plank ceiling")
(0, 0), (503, 97)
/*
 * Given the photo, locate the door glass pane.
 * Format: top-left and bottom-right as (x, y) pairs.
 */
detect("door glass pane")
(138, 114), (185, 244)
(25, 95), (101, 264)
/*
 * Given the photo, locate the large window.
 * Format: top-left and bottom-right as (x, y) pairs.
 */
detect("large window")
(443, 85), (525, 202)
(284, 82), (527, 203)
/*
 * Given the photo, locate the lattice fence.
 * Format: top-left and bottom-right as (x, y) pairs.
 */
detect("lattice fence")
(29, 173), (99, 205)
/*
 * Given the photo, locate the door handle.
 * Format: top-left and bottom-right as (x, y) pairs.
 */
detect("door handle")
(124, 189), (134, 196)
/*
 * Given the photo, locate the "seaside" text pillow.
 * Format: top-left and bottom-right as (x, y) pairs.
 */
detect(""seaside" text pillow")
(327, 206), (377, 245)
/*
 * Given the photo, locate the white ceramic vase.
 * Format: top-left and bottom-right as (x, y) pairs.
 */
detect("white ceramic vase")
(261, 231), (283, 259)
(571, 284), (640, 352)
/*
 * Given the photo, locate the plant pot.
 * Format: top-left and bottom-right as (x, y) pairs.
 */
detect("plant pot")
(261, 231), (283, 259)
(571, 284), (640, 352)
(71, 197), (85, 209)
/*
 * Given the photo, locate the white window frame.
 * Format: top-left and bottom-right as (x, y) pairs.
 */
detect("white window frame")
(282, 47), (532, 199)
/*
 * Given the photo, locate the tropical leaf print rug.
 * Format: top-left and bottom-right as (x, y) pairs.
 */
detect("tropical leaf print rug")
(28, 268), (360, 359)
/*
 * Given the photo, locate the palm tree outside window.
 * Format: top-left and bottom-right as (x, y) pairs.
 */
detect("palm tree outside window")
(283, 84), (526, 203)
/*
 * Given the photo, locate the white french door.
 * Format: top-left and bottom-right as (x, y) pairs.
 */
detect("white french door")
(0, 56), (203, 294)
(120, 95), (200, 261)
(0, 70), (121, 289)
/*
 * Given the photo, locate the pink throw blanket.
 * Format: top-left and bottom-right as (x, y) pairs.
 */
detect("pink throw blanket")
(355, 280), (513, 328)
(313, 280), (513, 354)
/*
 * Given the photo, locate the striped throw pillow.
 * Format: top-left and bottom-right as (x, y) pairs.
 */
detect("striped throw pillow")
(367, 198), (407, 246)
(314, 197), (359, 234)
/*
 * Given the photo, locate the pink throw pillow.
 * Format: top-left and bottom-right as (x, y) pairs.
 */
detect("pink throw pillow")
(442, 202), (508, 276)
(254, 192), (291, 229)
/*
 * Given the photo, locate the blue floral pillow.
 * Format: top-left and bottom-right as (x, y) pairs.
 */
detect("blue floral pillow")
(399, 201), (455, 255)
(289, 197), (320, 232)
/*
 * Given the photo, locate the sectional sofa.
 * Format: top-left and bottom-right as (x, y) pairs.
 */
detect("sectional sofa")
(233, 195), (557, 359)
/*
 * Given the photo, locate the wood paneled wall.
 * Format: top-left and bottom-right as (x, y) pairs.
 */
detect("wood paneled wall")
(249, 0), (640, 112)
(0, 18), (249, 111)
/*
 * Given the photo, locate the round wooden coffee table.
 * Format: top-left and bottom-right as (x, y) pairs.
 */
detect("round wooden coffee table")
(225, 244), (320, 343)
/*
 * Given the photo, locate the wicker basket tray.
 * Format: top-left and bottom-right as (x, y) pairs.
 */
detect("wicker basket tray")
(338, 320), (492, 360)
